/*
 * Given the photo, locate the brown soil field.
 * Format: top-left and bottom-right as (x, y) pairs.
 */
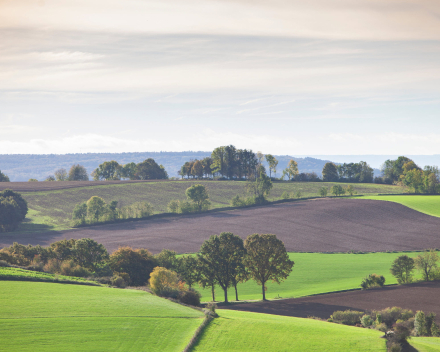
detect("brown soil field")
(2, 199), (440, 253)
(0, 180), (168, 192)
(222, 281), (440, 320)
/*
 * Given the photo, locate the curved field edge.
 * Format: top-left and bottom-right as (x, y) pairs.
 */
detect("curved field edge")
(13, 180), (403, 233)
(196, 251), (424, 302)
(0, 267), (100, 286)
(0, 281), (204, 352)
(356, 195), (440, 218)
(410, 337), (440, 351)
(190, 309), (386, 352)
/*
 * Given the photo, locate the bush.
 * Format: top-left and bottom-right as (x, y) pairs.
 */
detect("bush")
(361, 273), (385, 289)
(59, 260), (91, 277)
(371, 307), (414, 329)
(149, 267), (180, 297)
(179, 289), (201, 306)
(44, 259), (62, 274)
(331, 310), (364, 325)
(388, 343), (401, 352)
(231, 195), (247, 207)
(375, 322), (388, 332)
(361, 314), (374, 328)
(281, 191), (290, 200)
(414, 311), (427, 336)
(167, 200), (179, 213)
(111, 274), (127, 288)
(179, 201), (197, 214)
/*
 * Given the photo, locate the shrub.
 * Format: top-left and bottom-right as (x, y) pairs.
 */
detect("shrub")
(179, 289), (201, 306)
(319, 187), (328, 197)
(44, 259), (62, 274)
(431, 322), (440, 337)
(59, 260), (91, 277)
(167, 200), (179, 213)
(149, 267), (180, 297)
(111, 274), (127, 288)
(361, 314), (374, 328)
(179, 201), (197, 214)
(331, 310), (364, 325)
(371, 307), (414, 329)
(281, 191), (290, 200)
(231, 195), (247, 207)
(388, 343), (401, 352)
(295, 191), (302, 199)
(360, 273), (385, 289)
(375, 322), (388, 332)
(414, 311), (427, 336)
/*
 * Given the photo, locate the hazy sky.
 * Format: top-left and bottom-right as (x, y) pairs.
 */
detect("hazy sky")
(1, 0), (439, 155)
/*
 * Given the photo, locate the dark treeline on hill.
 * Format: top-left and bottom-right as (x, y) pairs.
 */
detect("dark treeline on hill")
(0, 152), (357, 181)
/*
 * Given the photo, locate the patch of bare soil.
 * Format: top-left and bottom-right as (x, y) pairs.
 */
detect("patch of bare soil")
(222, 281), (440, 320)
(1, 199), (440, 254)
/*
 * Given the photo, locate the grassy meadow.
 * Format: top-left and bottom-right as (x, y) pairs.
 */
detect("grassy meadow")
(410, 337), (440, 351)
(196, 251), (423, 302)
(359, 195), (440, 218)
(0, 281), (204, 352)
(192, 310), (386, 352)
(16, 180), (404, 233)
(0, 267), (98, 285)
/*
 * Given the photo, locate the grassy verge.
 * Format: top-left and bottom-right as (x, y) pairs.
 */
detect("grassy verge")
(196, 251), (423, 302)
(15, 180), (404, 233)
(191, 310), (386, 351)
(0, 281), (204, 352)
(410, 337), (440, 351)
(0, 267), (100, 285)
(357, 195), (440, 218)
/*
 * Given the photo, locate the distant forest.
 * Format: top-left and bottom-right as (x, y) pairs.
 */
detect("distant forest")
(0, 152), (382, 182)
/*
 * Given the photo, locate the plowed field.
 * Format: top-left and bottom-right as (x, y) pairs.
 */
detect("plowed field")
(223, 281), (440, 320)
(2, 199), (440, 253)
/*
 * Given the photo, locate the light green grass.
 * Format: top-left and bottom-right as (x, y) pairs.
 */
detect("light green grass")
(410, 337), (440, 351)
(196, 252), (423, 302)
(359, 195), (440, 218)
(0, 281), (204, 352)
(0, 266), (98, 285)
(16, 180), (403, 233)
(191, 310), (386, 352)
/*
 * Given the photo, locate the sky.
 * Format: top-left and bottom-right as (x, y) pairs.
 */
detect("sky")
(1, 0), (440, 155)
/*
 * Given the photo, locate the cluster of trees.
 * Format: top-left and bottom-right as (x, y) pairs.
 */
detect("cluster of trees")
(0, 190), (28, 232)
(321, 161), (374, 183)
(331, 306), (439, 351)
(168, 184), (211, 214)
(390, 251), (440, 283)
(72, 196), (154, 226)
(0, 232), (294, 304)
(0, 170), (10, 182)
(92, 159), (168, 181)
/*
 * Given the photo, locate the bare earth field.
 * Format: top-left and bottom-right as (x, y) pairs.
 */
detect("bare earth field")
(223, 281), (440, 320)
(2, 199), (440, 253)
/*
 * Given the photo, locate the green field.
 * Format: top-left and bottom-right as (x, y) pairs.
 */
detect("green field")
(0, 266), (98, 285)
(410, 337), (440, 351)
(192, 310), (386, 351)
(17, 180), (404, 232)
(0, 281), (204, 352)
(359, 195), (440, 217)
(196, 252), (423, 302)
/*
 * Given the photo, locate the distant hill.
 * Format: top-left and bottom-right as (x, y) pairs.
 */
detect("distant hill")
(0, 152), (380, 181)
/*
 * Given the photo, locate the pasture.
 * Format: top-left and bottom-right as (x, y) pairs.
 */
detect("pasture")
(359, 195), (440, 218)
(196, 251), (424, 302)
(1, 180), (403, 233)
(0, 281), (204, 352)
(191, 310), (386, 351)
(0, 267), (98, 285)
(410, 337), (440, 351)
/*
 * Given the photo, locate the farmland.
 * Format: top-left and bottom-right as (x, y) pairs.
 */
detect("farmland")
(359, 195), (440, 218)
(410, 337), (440, 351)
(196, 251), (424, 302)
(191, 310), (386, 352)
(0, 267), (99, 285)
(0, 180), (404, 233)
(3, 198), (440, 254)
(0, 281), (204, 352)
(224, 281), (440, 320)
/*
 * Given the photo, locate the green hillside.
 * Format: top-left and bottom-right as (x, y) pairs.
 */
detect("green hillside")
(196, 251), (422, 302)
(359, 195), (440, 217)
(191, 310), (386, 351)
(410, 337), (440, 351)
(0, 281), (204, 352)
(17, 180), (403, 233)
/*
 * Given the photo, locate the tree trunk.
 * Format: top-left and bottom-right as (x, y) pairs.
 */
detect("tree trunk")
(262, 282), (266, 301)
(211, 285), (215, 301)
(224, 287), (228, 303)
(234, 284), (239, 301)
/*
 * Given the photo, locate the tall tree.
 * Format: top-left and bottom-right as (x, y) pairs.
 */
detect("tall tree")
(390, 255), (415, 284)
(121, 162), (137, 180)
(135, 158), (168, 180)
(177, 255), (201, 288)
(381, 156), (413, 183)
(202, 157), (213, 178)
(72, 238), (109, 271)
(244, 234), (294, 301)
(93, 160), (122, 181)
(54, 168), (68, 181)
(265, 154), (278, 178)
(68, 164), (89, 181)
(246, 173), (273, 203)
(211, 146), (226, 177)
(415, 250), (439, 281)
(0, 170), (10, 182)
(224, 145), (237, 179)
(322, 162), (338, 182)
(185, 184), (210, 211)
(198, 232), (246, 303)
(191, 160), (204, 179)
(282, 160), (299, 180)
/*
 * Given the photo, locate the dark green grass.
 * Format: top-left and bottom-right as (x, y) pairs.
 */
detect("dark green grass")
(410, 337), (440, 351)
(196, 252), (423, 302)
(0, 281), (204, 352)
(191, 310), (386, 352)
(0, 267), (98, 285)
(18, 180), (404, 232)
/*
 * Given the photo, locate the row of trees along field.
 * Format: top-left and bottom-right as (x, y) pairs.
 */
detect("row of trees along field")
(0, 233), (294, 304)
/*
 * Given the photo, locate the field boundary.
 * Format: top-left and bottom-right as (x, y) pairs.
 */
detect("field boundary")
(182, 314), (214, 352)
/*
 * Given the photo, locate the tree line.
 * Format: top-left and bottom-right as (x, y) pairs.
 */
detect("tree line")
(0, 232), (294, 304)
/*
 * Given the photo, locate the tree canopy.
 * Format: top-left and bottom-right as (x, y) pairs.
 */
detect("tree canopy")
(185, 184), (210, 211)
(0, 170), (10, 182)
(92, 161), (122, 181)
(136, 158), (168, 180)
(68, 164), (89, 181)
(322, 162), (339, 182)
